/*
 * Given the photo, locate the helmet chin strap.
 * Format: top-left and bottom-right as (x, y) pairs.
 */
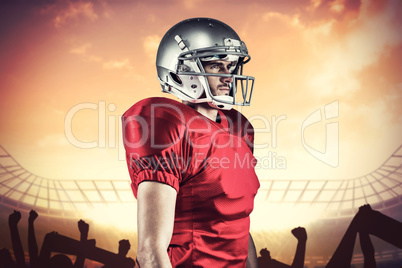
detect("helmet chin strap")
(187, 95), (233, 110)
(208, 96), (234, 110)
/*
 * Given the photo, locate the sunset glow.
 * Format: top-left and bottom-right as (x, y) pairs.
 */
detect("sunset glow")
(0, 0), (401, 254)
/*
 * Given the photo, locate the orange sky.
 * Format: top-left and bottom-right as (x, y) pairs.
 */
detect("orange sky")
(0, 0), (401, 183)
(0, 1), (402, 263)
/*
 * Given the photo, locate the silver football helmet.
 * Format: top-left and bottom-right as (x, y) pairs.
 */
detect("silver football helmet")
(156, 18), (255, 110)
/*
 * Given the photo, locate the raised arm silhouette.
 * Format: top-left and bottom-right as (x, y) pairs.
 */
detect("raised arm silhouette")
(8, 210), (26, 268)
(38, 227), (134, 267)
(28, 210), (39, 268)
(258, 227), (307, 268)
(101, 239), (135, 268)
(326, 204), (402, 268)
(359, 231), (376, 268)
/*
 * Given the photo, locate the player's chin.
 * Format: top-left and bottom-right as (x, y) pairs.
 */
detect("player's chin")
(218, 89), (230, 95)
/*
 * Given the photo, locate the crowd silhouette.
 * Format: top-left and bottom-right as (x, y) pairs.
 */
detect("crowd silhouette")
(1, 209), (135, 268)
(257, 204), (402, 268)
(1, 204), (401, 268)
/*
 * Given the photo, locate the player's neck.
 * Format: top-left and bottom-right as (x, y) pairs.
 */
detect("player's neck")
(185, 102), (219, 122)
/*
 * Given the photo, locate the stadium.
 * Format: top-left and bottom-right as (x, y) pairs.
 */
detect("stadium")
(1, 144), (401, 267)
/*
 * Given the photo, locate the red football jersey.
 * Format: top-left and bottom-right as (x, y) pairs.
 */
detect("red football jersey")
(122, 97), (260, 267)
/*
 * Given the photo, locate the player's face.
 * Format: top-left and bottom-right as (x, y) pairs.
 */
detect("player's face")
(202, 60), (237, 97)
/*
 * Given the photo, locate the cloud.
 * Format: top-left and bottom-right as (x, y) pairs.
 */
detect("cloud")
(99, 0), (114, 19)
(103, 59), (133, 70)
(87, 55), (103, 63)
(143, 35), (161, 61)
(70, 43), (92, 55)
(53, 1), (98, 28)
(69, 43), (134, 69)
(330, 0), (346, 13)
(37, 134), (70, 147)
(181, 0), (204, 9)
(70, 42), (102, 63)
(306, 0), (402, 97)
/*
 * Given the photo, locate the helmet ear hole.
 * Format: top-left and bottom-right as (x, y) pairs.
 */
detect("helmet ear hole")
(169, 72), (182, 85)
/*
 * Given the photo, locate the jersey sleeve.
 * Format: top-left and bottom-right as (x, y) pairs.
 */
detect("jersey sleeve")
(122, 98), (187, 198)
